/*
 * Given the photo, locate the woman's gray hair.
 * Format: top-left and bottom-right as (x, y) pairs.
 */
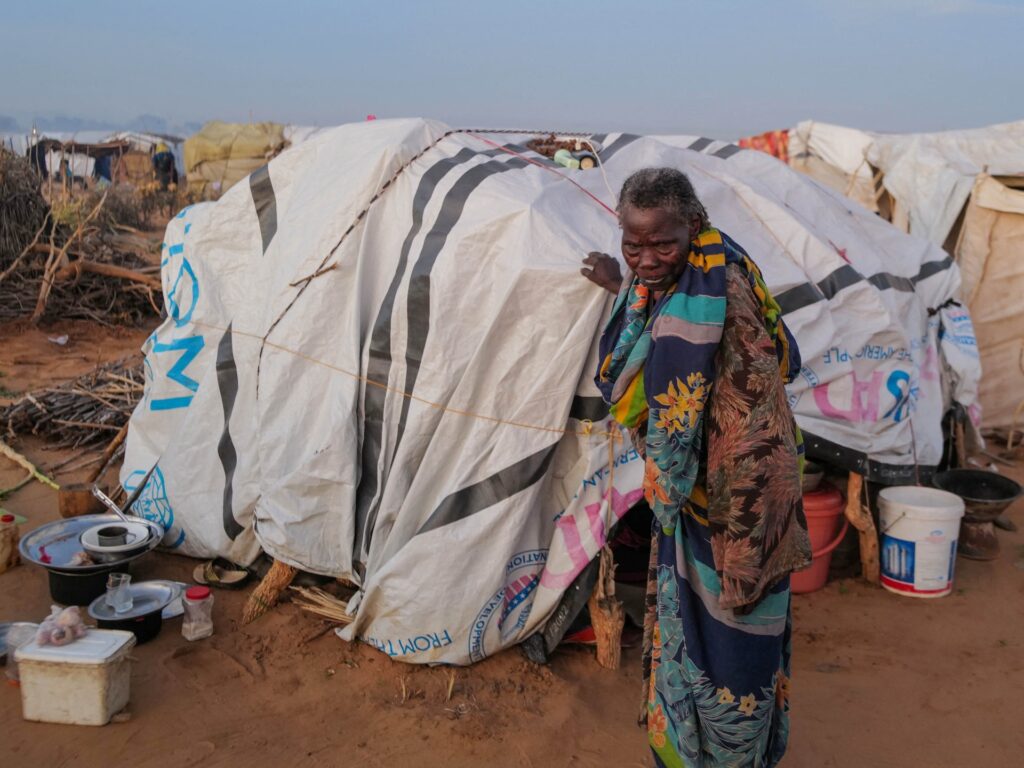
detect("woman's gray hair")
(617, 167), (709, 232)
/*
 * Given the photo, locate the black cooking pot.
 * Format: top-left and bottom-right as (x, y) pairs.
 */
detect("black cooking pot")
(96, 608), (163, 644)
(47, 566), (124, 606)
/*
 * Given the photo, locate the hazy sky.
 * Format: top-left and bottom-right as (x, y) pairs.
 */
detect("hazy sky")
(3, 0), (1022, 137)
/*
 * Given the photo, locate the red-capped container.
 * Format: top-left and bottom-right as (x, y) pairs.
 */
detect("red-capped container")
(792, 484), (849, 594)
(182, 585), (214, 641)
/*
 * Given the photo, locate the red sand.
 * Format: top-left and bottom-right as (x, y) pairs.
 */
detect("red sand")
(2, 327), (1023, 767)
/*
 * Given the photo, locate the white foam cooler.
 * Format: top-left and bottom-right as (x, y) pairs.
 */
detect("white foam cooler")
(14, 628), (136, 725)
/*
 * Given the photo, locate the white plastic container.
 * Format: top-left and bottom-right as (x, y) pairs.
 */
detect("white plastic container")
(14, 628), (136, 725)
(879, 486), (964, 598)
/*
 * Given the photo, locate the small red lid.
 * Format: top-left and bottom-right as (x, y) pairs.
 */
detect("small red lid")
(0, 514), (14, 523)
(186, 585), (211, 600)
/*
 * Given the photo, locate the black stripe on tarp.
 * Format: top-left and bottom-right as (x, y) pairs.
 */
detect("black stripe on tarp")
(569, 395), (609, 422)
(816, 264), (862, 299)
(774, 255), (957, 316)
(395, 156), (531, 439)
(354, 146), (480, 558)
(868, 273), (915, 292)
(416, 443), (559, 536)
(802, 430), (934, 485)
(688, 137), (714, 152)
(599, 133), (640, 163)
(914, 255), (954, 283)
(249, 164), (277, 254)
(775, 283), (825, 315)
(713, 143), (742, 160)
(216, 325), (244, 539)
(355, 147), (531, 561)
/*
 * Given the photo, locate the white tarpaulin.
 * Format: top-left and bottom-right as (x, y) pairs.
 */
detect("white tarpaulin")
(1, 129), (185, 176)
(122, 118), (979, 664)
(786, 121), (881, 214)
(867, 120), (1024, 245)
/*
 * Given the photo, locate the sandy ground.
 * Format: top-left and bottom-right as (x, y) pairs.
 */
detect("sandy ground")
(1, 325), (1023, 767)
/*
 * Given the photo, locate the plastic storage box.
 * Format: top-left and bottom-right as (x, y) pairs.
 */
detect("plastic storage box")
(14, 628), (136, 725)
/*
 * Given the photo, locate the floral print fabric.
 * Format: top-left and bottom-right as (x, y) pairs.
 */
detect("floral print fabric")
(597, 229), (810, 766)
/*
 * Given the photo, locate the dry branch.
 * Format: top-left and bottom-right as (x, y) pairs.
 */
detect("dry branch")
(32, 189), (108, 322)
(1, 358), (143, 448)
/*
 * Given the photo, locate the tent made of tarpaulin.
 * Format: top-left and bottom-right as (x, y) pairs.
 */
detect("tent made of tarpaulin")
(106, 131), (185, 180)
(955, 174), (1024, 428)
(184, 121), (286, 197)
(1, 129), (185, 181)
(786, 121), (882, 215)
(748, 119), (1024, 427)
(2, 130), (110, 179)
(867, 120), (1024, 247)
(284, 125), (333, 148)
(122, 119), (978, 665)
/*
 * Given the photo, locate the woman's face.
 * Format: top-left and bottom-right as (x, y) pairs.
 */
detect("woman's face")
(619, 204), (695, 294)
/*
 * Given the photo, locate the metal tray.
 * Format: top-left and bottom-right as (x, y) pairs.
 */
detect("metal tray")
(87, 580), (182, 622)
(19, 514), (164, 574)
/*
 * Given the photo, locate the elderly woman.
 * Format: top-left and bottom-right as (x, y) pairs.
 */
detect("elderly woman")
(582, 168), (811, 767)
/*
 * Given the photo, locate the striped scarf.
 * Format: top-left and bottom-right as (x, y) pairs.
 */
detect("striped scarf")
(596, 228), (799, 535)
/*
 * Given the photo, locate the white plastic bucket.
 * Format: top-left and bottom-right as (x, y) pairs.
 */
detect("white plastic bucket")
(878, 486), (964, 598)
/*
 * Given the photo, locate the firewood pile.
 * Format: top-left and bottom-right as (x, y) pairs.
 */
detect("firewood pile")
(0, 149), (49, 264)
(1, 357), (144, 448)
(0, 152), (164, 327)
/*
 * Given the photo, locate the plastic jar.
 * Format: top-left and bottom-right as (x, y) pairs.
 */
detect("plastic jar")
(182, 586), (214, 641)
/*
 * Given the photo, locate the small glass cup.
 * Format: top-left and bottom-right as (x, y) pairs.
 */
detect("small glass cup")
(106, 573), (133, 614)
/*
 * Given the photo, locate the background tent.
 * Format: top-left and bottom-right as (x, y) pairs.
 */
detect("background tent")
(788, 121), (882, 215)
(745, 119), (1024, 429)
(867, 120), (1024, 248)
(954, 173), (1024, 428)
(1, 129), (184, 184)
(184, 120), (286, 197)
(123, 118), (979, 664)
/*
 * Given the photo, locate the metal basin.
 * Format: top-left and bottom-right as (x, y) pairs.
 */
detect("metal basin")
(19, 514), (164, 574)
(932, 469), (1022, 522)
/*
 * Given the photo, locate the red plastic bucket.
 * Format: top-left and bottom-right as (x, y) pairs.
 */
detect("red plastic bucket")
(792, 484), (849, 594)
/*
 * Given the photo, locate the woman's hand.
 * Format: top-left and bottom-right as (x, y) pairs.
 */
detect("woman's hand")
(581, 252), (623, 294)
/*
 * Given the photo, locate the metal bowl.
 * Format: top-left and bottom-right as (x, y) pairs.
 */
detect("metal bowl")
(19, 514), (164, 574)
(932, 469), (1023, 522)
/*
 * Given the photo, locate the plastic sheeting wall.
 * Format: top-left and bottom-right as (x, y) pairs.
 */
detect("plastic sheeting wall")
(122, 119), (979, 664)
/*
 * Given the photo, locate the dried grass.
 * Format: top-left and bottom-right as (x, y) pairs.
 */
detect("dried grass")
(289, 585), (354, 625)
(0, 149), (49, 267)
(243, 559), (297, 624)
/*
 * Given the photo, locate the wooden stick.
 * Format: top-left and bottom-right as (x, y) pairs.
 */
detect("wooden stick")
(31, 189), (107, 323)
(588, 545), (625, 670)
(59, 258), (162, 291)
(87, 423), (129, 484)
(52, 419), (122, 432)
(843, 472), (879, 585)
(0, 438), (59, 492)
(954, 421), (967, 469)
(243, 559), (297, 624)
(0, 216), (49, 286)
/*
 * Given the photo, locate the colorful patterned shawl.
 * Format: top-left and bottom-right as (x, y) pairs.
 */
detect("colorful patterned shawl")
(597, 228), (810, 609)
